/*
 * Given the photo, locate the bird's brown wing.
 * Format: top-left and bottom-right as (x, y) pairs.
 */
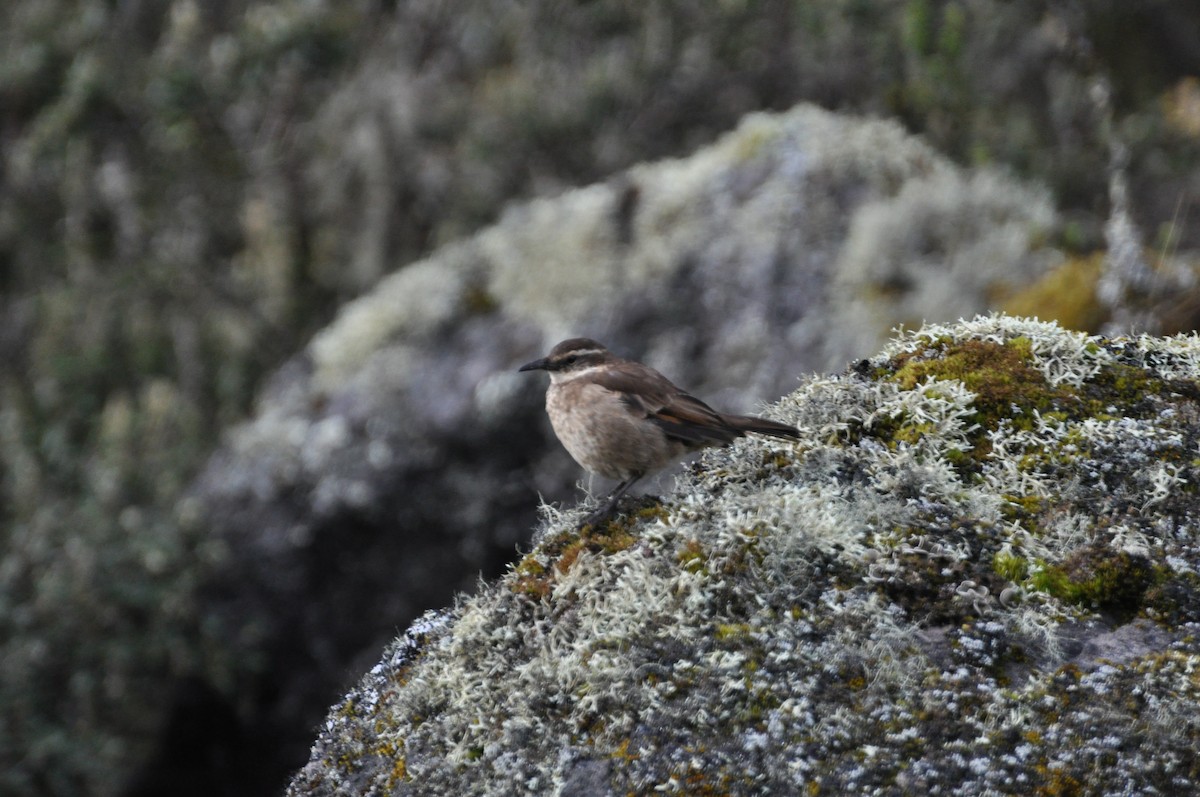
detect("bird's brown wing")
(652, 392), (743, 446)
(593, 364), (741, 446)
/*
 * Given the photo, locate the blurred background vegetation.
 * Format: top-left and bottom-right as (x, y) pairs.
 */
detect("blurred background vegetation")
(1, 0), (1197, 794)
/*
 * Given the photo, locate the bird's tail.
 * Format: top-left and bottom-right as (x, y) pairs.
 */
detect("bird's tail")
(722, 413), (800, 440)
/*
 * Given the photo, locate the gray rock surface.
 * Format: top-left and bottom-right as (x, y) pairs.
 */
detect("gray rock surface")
(287, 316), (1200, 796)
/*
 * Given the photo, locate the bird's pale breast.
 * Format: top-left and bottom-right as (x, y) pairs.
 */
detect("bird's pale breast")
(546, 379), (684, 481)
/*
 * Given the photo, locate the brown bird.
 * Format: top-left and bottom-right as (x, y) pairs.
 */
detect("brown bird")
(519, 338), (800, 526)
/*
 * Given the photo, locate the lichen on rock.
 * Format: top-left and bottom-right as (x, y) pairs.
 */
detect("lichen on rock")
(287, 315), (1200, 796)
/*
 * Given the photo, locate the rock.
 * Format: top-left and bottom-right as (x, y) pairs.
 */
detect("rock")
(288, 316), (1200, 796)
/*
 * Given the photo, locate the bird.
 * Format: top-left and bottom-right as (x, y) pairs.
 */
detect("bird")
(519, 338), (800, 527)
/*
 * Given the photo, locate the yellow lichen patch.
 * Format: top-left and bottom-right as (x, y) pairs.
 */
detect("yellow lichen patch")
(1163, 75), (1200, 138)
(611, 738), (640, 763)
(1034, 766), (1083, 797)
(1003, 254), (1106, 333)
(382, 746), (408, 790)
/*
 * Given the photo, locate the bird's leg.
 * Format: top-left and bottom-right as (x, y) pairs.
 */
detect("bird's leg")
(580, 473), (643, 530)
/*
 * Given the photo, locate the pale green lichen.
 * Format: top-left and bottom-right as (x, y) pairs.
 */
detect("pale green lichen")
(310, 249), (478, 388)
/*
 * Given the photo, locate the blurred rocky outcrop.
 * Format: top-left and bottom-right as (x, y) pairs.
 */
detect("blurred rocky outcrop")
(288, 315), (1200, 796)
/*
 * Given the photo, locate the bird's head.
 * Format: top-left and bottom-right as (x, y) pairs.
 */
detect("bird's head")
(519, 338), (614, 382)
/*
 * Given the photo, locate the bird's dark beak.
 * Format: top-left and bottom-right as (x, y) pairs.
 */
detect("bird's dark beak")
(518, 357), (549, 373)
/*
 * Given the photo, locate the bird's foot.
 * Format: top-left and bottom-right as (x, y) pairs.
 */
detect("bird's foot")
(577, 494), (660, 533)
(577, 502), (619, 532)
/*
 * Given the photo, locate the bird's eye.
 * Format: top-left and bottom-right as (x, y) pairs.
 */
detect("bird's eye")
(564, 355), (578, 365)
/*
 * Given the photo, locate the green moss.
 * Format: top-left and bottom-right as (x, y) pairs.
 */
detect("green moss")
(509, 516), (644, 600)
(1001, 494), (1046, 522)
(715, 623), (752, 642)
(1143, 571), (1200, 625)
(993, 551), (1030, 582)
(868, 338), (1075, 473)
(677, 539), (709, 575)
(941, 446), (971, 467)
(512, 553), (552, 600)
(866, 516), (993, 625)
(743, 684), (783, 722)
(890, 338), (1064, 420)
(868, 335), (1196, 523)
(1077, 362), (1166, 417)
(630, 502), (672, 526)
(716, 523), (769, 577)
(1030, 545), (1163, 620)
(877, 334), (1177, 452)
(890, 419), (941, 446)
